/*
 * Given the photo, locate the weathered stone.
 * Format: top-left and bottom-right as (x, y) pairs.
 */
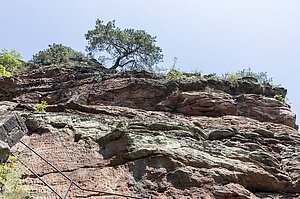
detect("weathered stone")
(207, 128), (235, 140)
(156, 91), (238, 117)
(236, 94), (296, 128)
(0, 110), (27, 147)
(253, 128), (274, 138)
(213, 183), (259, 198)
(0, 66), (291, 127)
(0, 66), (299, 198)
(0, 140), (10, 164)
(157, 92), (296, 129)
(4, 105), (297, 198)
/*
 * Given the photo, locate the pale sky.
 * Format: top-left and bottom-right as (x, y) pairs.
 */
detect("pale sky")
(1, 0), (300, 125)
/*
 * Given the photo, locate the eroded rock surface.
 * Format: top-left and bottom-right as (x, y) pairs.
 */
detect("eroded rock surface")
(236, 94), (296, 129)
(0, 65), (299, 198)
(0, 100), (296, 199)
(156, 92), (296, 129)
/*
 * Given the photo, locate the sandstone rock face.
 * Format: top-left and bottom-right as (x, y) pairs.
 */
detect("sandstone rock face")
(1, 65), (294, 128)
(156, 92), (296, 129)
(1, 101), (298, 199)
(236, 94), (296, 129)
(0, 65), (299, 198)
(156, 92), (238, 116)
(0, 66), (174, 111)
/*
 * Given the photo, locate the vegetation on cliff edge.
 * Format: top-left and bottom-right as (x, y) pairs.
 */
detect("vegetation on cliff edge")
(85, 19), (163, 71)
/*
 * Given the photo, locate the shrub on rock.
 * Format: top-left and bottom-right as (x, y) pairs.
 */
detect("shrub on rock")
(31, 43), (85, 65)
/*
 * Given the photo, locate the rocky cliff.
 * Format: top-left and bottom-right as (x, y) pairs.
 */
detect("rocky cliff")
(0, 64), (299, 199)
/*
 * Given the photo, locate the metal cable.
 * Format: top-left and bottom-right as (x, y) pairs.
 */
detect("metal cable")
(17, 140), (149, 199)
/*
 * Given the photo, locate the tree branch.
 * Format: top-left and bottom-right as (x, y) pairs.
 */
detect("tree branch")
(120, 59), (135, 67)
(109, 48), (139, 70)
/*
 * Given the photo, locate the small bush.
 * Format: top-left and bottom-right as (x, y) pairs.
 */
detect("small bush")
(222, 67), (275, 85)
(0, 48), (23, 74)
(166, 69), (186, 81)
(31, 43), (85, 65)
(0, 155), (30, 199)
(166, 68), (205, 82)
(34, 101), (48, 112)
(273, 94), (285, 103)
(0, 65), (11, 77)
(223, 72), (241, 81)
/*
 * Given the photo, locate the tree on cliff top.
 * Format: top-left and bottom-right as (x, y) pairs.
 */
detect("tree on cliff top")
(31, 43), (85, 65)
(85, 19), (163, 71)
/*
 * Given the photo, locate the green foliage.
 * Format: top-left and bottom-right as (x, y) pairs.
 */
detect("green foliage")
(0, 155), (30, 198)
(85, 19), (163, 71)
(223, 72), (241, 81)
(31, 43), (85, 65)
(165, 66), (278, 89)
(273, 94), (285, 103)
(222, 67), (275, 85)
(166, 68), (207, 82)
(34, 101), (48, 112)
(166, 69), (187, 81)
(0, 48), (22, 73)
(0, 65), (11, 77)
(203, 73), (218, 80)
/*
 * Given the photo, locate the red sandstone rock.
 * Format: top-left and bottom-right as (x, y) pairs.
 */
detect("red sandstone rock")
(0, 66), (296, 128)
(156, 91), (238, 116)
(3, 102), (298, 199)
(0, 66), (299, 199)
(156, 91), (296, 129)
(236, 94), (296, 129)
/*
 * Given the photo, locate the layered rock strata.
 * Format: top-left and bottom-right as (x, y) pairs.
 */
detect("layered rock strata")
(0, 65), (298, 199)
(156, 92), (296, 128)
(0, 66), (294, 128)
(1, 101), (298, 199)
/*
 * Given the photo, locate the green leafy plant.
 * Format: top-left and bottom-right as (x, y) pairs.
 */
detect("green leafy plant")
(222, 67), (275, 85)
(223, 72), (241, 81)
(0, 155), (30, 199)
(34, 101), (48, 112)
(31, 43), (85, 65)
(85, 19), (163, 71)
(0, 65), (11, 77)
(273, 94), (285, 103)
(166, 69), (187, 81)
(166, 68), (206, 82)
(0, 48), (23, 73)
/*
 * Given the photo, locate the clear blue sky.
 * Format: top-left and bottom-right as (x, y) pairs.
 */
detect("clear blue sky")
(1, 0), (300, 125)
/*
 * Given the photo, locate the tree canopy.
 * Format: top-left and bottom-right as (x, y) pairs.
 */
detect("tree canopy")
(0, 48), (22, 73)
(85, 19), (163, 71)
(31, 43), (85, 65)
